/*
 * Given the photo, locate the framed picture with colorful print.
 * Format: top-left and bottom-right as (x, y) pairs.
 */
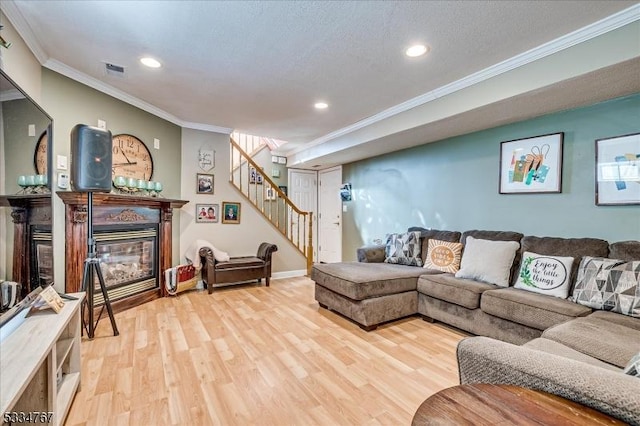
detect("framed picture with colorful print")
(595, 132), (640, 205)
(499, 132), (564, 194)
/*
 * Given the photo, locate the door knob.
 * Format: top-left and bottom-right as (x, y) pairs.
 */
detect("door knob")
(333, 222), (340, 225)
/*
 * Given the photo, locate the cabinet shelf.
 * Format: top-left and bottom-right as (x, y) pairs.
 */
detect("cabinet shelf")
(55, 338), (74, 371)
(55, 372), (81, 426)
(0, 293), (84, 426)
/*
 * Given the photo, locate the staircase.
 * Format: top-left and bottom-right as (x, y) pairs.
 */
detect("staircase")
(229, 137), (313, 274)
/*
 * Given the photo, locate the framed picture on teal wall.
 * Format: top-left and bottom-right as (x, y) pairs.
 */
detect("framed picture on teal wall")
(595, 133), (640, 206)
(499, 132), (564, 194)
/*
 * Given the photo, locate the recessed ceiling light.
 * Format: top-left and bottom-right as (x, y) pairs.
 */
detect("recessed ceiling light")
(140, 57), (162, 68)
(405, 44), (428, 57)
(314, 102), (328, 109)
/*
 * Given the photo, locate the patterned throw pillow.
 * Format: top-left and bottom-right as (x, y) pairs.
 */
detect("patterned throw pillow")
(385, 231), (422, 267)
(570, 256), (640, 318)
(423, 239), (463, 273)
(624, 352), (640, 378)
(514, 251), (574, 298)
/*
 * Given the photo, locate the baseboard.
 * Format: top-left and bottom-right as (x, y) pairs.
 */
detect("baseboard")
(272, 269), (307, 279)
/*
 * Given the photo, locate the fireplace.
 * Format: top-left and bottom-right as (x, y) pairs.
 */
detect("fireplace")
(93, 227), (158, 305)
(58, 192), (188, 313)
(32, 229), (53, 288)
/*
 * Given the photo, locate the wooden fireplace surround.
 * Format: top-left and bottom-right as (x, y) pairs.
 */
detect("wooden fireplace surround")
(58, 192), (188, 313)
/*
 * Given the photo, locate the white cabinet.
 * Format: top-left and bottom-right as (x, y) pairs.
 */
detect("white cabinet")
(1, 293), (84, 425)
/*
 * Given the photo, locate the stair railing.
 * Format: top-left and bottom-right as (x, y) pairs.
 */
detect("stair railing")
(230, 137), (313, 274)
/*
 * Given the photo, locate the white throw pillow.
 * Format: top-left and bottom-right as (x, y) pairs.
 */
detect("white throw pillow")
(514, 251), (574, 298)
(454, 236), (520, 287)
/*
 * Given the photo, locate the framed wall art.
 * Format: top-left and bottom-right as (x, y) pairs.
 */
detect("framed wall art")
(499, 132), (564, 194)
(197, 173), (214, 194)
(595, 132), (640, 205)
(196, 203), (219, 223)
(222, 201), (241, 224)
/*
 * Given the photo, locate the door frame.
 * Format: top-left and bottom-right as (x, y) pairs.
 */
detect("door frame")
(318, 166), (342, 263)
(287, 168), (318, 261)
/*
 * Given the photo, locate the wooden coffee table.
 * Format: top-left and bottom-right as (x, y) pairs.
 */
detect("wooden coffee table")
(412, 384), (624, 425)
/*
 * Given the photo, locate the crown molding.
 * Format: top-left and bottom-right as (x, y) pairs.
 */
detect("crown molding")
(286, 4), (640, 157)
(180, 121), (233, 134)
(5, 1), (639, 144)
(44, 59), (232, 134)
(1, 1), (49, 64)
(44, 59), (185, 124)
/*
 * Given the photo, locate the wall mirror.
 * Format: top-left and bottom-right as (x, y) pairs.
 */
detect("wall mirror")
(0, 67), (53, 315)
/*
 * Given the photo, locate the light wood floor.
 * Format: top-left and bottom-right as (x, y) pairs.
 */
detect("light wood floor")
(66, 277), (467, 426)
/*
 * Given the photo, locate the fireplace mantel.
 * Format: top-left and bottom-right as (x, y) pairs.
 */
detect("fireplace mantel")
(57, 191), (188, 313)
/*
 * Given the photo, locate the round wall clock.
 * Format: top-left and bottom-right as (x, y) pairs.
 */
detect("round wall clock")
(111, 134), (154, 180)
(34, 130), (48, 174)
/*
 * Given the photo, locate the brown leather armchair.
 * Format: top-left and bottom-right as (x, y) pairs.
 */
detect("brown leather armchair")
(199, 242), (278, 293)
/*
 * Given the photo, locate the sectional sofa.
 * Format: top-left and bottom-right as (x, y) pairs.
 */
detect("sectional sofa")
(311, 228), (640, 423)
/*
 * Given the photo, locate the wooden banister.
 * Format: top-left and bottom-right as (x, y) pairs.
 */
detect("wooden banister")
(229, 137), (313, 274)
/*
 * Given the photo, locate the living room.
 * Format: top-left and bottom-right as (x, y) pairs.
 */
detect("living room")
(1, 2), (639, 425)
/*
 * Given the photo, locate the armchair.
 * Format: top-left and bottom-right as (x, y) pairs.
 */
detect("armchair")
(199, 242), (278, 293)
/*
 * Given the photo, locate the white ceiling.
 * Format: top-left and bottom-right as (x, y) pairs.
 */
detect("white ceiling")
(3, 0), (640, 168)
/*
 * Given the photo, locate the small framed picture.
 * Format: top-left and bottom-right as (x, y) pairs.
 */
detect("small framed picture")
(197, 173), (214, 194)
(278, 185), (288, 196)
(596, 132), (640, 205)
(222, 201), (241, 224)
(196, 203), (219, 223)
(266, 187), (277, 201)
(499, 132), (564, 194)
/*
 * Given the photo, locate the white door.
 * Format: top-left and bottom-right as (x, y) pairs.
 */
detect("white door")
(318, 166), (342, 263)
(288, 169), (318, 260)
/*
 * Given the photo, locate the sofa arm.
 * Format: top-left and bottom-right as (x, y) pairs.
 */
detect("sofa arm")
(256, 242), (278, 262)
(457, 336), (640, 424)
(357, 244), (386, 263)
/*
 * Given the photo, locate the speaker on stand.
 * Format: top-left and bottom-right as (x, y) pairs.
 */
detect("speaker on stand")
(70, 124), (119, 339)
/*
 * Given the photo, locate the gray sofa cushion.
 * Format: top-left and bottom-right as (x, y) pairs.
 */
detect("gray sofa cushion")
(356, 244), (386, 263)
(418, 274), (496, 309)
(609, 240), (640, 261)
(542, 316), (640, 368)
(588, 310), (640, 331)
(407, 227), (462, 264)
(481, 287), (591, 330)
(460, 230), (524, 283)
(516, 235), (609, 286)
(311, 262), (424, 300)
(523, 338), (620, 372)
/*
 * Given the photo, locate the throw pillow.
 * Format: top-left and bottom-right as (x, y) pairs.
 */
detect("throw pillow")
(570, 256), (640, 318)
(423, 239), (463, 273)
(624, 352), (640, 378)
(514, 251), (574, 298)
(454, 236), (520, 287)
(384, 231), (422, 267)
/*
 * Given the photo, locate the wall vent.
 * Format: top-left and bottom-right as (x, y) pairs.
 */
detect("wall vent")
(105, 63), (126, 78)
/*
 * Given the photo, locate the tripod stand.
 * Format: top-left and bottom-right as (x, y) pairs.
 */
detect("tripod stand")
(81, 191), (119, 339)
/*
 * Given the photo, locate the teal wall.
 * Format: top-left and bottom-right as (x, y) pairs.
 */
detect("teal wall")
(342, 94), (640, 260)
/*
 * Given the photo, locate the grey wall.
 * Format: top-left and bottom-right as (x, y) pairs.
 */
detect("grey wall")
(342, 94), (640, 260)
(41, 69), (182, 288)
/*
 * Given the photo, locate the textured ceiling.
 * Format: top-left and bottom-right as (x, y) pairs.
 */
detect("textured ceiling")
(4, 0), (639, 159)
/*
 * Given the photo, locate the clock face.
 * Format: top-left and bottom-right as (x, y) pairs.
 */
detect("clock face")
(34, 131), (48, 175)
(111, 134), (154, 180)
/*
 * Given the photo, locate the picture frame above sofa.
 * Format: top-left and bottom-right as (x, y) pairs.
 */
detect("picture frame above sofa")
(499, 132), (564, 194)
(595, 132), (640, 206)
